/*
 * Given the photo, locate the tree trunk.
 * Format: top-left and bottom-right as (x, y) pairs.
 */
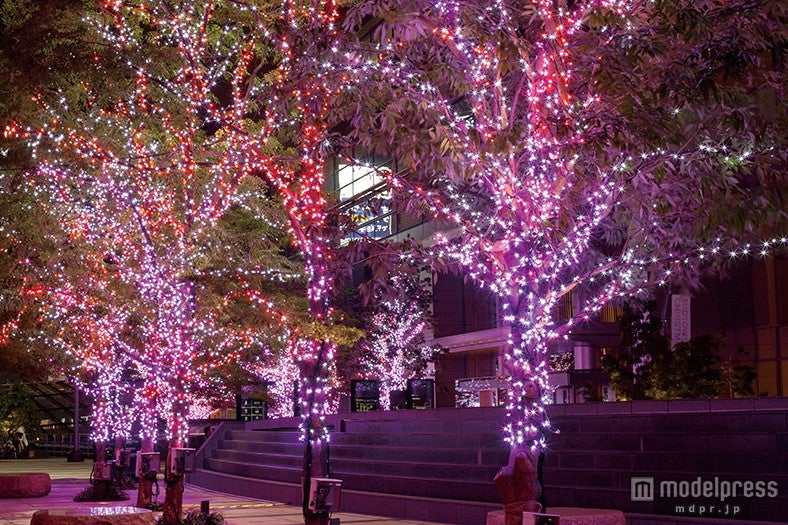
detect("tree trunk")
(162, 474), (184, 525)
(162, 439), (184, 525)
(493, 310), (548, 524)
(299, 339), (332, 525)
(302, 437), (330, 525)
(136, 437), (154, 509)
(113, 436), (125, 463)
(493, 445), (542, 525)
(93, 441), (108, 501)
(113, 436), (125, 486)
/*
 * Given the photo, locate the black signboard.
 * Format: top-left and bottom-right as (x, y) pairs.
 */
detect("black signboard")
(350, 380), (380, 412)
(236, 394), (268, 421)
(407, 378), (435, 409)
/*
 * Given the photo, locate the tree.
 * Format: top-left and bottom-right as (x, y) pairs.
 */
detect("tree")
(344, 0), (785, 519)
(4, 1), (367, 522)
(2, 1), (294, 521)
(0, 0), (127, 383)
(357, 274), (441, 409)
(220, 2), (365, 522)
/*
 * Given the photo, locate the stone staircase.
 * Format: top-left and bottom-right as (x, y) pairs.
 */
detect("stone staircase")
(189, 399), (788, 525)
(189, 408), (507, 524)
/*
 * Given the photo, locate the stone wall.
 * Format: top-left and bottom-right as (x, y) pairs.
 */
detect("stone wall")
(543, 398), (787, 523)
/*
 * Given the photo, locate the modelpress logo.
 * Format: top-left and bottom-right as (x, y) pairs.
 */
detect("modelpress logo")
(631, 476), (780, 518)
(631, 477), (655, 501)
(631, 476), (779, 502)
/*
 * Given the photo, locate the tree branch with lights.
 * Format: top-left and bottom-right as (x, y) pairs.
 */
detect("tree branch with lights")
(345, 0), (785, 519)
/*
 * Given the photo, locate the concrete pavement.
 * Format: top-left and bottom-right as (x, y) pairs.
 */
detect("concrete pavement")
(0, 459), (444, 525)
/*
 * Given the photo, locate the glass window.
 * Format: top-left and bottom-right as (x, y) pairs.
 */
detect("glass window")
(335, 160), (392, 241)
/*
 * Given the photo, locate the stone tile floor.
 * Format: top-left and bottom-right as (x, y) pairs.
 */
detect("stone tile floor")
(0, 459), (442, 525)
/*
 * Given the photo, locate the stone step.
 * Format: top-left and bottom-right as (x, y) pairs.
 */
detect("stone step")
(548, 431), (780, 453)
(193, 405), (788, 523)
(333, 431), (503, 449)
(218, 439), (303, 456)
(331, 443), (509, 465)
(339, 417), (503, 435)
(221, 432), (511, 464)
(549, 412), (787, 435)
(228, 428), (505, 449)
(188, 468), (499, 525)
(204, 457), (501, 502)
(545, 449), (788, 474)
(226, 430), (301, 443)
(216, 444), (508, 469)
(337, 469), (499, 501)
(213, 449), (300, 469)
(331, 456), (499, 484)
(205, 457), (301, 484)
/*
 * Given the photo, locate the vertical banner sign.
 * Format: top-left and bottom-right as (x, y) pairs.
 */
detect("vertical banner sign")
(671, 294), (691, 345)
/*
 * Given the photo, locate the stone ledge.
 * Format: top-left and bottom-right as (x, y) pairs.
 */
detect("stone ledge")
(0, 473), (51, 498)
(30, 507), (155, 525)
(488, 507), (626, 525)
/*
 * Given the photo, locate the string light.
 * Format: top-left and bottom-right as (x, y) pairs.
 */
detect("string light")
(2, 1), (290, 444)
(370, 0), (785, 462)
(358, 275), (440, 410)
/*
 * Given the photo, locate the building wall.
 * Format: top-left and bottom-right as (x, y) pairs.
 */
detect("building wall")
(432, 272), (497, 337)
(691, 256), (787, 396)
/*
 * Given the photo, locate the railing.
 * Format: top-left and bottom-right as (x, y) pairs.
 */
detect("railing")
(39, 434), (93, 458)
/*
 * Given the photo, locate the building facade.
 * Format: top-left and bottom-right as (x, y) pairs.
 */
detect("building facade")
(329, 159), (787, 405)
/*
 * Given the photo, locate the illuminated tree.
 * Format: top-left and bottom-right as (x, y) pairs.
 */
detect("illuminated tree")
(246, 341), (300, 418)
(45, 286), (135, 447)
(2, 1), (288, 521)
(0, 0), (120, 383)
(221, 3), (364, 523)
(346, 0), (785, 517)
(5, 2), (366, 522)
(358, 275), (440, 410)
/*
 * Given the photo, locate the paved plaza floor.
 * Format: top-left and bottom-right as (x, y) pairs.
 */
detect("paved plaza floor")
(0, 459), (443, 525)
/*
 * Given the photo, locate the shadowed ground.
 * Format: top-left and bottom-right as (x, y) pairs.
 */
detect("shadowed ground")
(0, 458), (442, 525)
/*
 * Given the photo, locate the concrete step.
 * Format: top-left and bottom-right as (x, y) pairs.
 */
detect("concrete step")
(337, 470), (499, 501)
(188, 468), (499, 525)
(549, 413), (787, 436)
(202, 457), (500, 502)
(339, 417), (503, 435)
(213, 449), (301, 469)
(215, 446), (506, 473)
(548, 430), (780, 454)
(217, 437), (506, 466)
(331, 443), (509, 465)
(330, 456), (499, 484)
(226, 430), (301, 443)
(545, 449), (787, 474)
(333, 432), (503, 449)
(228, 428), (505, 449)
(193, 404), (788, 523)
(205, 457), (301, 484)
(218, 439), (303, 456)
